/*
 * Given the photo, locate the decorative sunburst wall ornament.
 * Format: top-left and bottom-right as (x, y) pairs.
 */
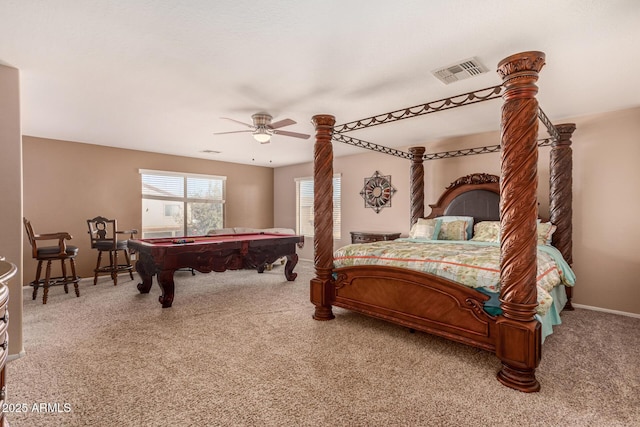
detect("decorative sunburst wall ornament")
(360, 171), (396, 213)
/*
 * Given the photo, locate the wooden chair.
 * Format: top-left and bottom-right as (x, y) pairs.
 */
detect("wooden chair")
(87, 216), (137, 286)
(23, 217), (80, 304)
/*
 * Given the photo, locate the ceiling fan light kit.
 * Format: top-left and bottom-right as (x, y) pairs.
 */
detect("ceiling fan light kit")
(253, 129), (272, 143)
(214, 112), (310, 144)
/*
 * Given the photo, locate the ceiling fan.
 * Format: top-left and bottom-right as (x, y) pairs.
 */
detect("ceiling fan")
(214, 113), (310, 144)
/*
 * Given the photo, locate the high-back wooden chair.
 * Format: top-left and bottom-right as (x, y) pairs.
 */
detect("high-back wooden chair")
(87, 216), (137, 286)
(23, 217), (80, 304)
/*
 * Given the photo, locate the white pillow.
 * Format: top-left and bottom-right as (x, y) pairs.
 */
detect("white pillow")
(409, 218), (440, 240)
(537, 222), (557, 245)
(471, 221), (500, 243)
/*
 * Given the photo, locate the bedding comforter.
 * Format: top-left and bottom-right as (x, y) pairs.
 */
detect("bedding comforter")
(333, 239), (575, 316)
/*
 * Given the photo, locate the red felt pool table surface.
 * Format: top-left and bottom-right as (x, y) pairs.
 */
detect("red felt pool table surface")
(128, 233), (304, 308)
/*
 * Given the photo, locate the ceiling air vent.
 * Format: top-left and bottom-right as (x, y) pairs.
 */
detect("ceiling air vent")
(432, 57), (488, 85)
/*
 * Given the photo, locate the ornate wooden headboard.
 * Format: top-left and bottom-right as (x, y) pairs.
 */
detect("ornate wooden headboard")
(425, 173), (500, 223)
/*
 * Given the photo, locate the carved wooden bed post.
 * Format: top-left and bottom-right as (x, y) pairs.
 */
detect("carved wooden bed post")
(409, 146), (426, 227)
(550, 123), (576, 310)
(310, 114), (336, 320)
(496, 51), (546, 392)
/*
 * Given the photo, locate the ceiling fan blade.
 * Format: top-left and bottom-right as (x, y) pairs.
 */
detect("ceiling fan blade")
(273, 129), (310, 139)
(213, 130), (253, 135)
(220, 117), (254, 128)
(269, 118), (296, 129)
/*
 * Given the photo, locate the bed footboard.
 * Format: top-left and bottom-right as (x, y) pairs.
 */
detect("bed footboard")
(332, 266), (498, 352)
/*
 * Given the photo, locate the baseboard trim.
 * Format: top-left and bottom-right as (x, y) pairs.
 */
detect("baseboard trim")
(8, 349), (26, 362)
(572, 303), (640, 319)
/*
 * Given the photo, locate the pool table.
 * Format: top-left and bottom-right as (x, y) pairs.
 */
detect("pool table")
(128, 233), (304, 308)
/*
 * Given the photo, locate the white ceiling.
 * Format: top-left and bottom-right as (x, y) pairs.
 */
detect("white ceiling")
(2, 0), (639, 167)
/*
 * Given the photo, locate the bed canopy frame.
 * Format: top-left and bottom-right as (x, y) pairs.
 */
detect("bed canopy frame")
(310, 51), (576, 392)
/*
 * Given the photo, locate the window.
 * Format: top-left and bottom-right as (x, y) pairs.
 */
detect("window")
(296, 174), (341, 239)
(163, 204), (181, 217)
(140, 170), (226, 238)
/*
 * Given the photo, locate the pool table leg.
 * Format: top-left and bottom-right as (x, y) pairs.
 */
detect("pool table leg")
(284, 253), (299, 281)
(156, 270), (175, 308)
(135, 259), (153, 294)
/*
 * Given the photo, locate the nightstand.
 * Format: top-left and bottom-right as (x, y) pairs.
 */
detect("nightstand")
(350, 231), (401, 244)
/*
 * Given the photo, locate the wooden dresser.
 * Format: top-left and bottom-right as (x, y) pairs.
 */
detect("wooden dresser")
(350, 231), (401, 244)
(0, 259), (15, 427)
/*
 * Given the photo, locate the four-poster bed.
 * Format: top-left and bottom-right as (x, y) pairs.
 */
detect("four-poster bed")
(309, 51), (576, 392)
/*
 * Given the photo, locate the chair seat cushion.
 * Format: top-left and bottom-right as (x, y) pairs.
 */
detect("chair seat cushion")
(95, 240), (129, 251)
(37, 245), (79, 258)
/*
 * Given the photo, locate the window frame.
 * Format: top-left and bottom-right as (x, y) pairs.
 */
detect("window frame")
(139, 169), (226, 238)
(295, 174), (341, 239)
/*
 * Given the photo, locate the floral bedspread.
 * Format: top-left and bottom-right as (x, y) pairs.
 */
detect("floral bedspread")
(333, 239), (575, 316)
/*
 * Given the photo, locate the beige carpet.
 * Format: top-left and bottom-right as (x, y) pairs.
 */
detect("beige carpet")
(6, 260), (640, 426)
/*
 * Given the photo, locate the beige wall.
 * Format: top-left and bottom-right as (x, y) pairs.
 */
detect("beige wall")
(0, 64), (24, 356)
(274, 151), (409, 260)
(571, 108), (640, 314)
(22, 137), (275, 280)
(274, 107), (640, 315)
